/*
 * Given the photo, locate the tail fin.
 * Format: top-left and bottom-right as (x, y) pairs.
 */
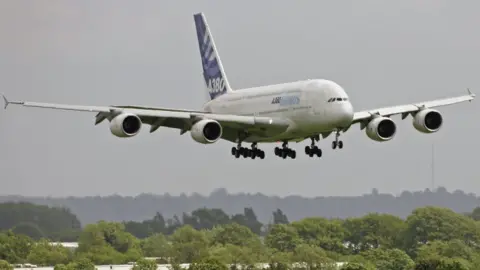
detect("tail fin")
(193, 13), (233, 100)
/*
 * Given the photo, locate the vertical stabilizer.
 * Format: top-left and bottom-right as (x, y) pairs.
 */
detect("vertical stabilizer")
(193, 13), (233, 100)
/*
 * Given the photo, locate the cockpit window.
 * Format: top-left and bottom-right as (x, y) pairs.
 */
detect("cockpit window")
(328, 97), (348, 103)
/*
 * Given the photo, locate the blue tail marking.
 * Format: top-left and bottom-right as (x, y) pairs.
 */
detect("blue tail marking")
(194, 13), (230, 100)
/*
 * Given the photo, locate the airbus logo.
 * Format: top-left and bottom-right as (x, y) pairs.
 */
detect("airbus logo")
(271, 95), (300, 106)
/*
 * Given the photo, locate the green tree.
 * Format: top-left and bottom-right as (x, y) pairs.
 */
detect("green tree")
(414, 257), (471, 270)
(267, 250), (292, 270)
(125, 212), (167, 239)
(265, 224), (302, 252)
(131, 258), (158, 270)
(169, 225), (209, 263)
(343, 213), (406, 253)
(209, 244), (257, 269)
(76, 221), (142, 264)
(416, 240), (478, 263)
(53, 264), (70, 270)
(361, 248), (414, 270)
(210, 223), (258, 247)
(67, 257), (95, 270)
(402, 206), (480, 256)
(0, 202), (81, 240)
(291, 244), (336, 269)
(183, 208), (230, 230)
(0, 260), (13, 270)
(340, 262), (373, 270)
(26, 239), (72, 266)
(0, 231), (34, 264)
(230, 208), (263, 235)
(290, 217), (346, 254)
(466, 207), (480, 221)
(189, 257), (228, 270)
(140, 233), (170, 259)
(272, 209), (289, 225)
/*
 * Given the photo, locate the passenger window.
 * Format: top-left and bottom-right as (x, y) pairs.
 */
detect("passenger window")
(336, 98), (342, 101)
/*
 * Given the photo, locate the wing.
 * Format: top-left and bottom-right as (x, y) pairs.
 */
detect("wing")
(1, 96), (291, 141)
(347, 89), (475, 131)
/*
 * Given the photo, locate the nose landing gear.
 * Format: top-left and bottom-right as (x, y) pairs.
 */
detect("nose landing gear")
(332, 130), (343, 150)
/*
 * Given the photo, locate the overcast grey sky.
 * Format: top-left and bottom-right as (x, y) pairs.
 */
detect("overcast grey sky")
(0, 1), (478, 197)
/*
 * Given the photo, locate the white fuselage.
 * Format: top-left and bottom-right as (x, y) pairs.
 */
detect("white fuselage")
(202, 79), (354, 142)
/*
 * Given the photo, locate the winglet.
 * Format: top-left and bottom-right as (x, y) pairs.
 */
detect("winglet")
(467, 88), (475, 98)
(1, 93), (9, 109)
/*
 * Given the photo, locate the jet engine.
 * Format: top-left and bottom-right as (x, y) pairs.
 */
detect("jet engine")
(413, 109), (443, 133)
(366, 116), (397, 142)
(191, 119), (223, 144)
(109, 113), (142, 138)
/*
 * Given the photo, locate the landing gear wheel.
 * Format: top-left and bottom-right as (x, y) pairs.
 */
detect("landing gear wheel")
(289, 150), (296, 159)
(306, 137), (322, 158)
(231, 147), (237, 155)
(332, 141), (337, 149)
(259, 150), (265, 159)
(338, 141), (343, 149)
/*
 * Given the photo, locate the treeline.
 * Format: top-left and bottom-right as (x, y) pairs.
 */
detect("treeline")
(0, 201), (289, 240)
(1, 187), (479, 226)
(0, 202), (81, 241)
(2, 205), (480, 269)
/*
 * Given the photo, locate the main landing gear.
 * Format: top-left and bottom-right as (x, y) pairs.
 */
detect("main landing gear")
(274, 142), (296, 159)
(305, 136), (322, 158)
(231, 142), (265, 159)
(332, 130), (344, 150)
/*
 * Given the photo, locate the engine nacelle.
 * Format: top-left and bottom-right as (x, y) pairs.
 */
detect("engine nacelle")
(366, 117), (397, 142)
(109, 113), (142, 138)
(190, 119), (223, 144)
(413, 109), (443, 133)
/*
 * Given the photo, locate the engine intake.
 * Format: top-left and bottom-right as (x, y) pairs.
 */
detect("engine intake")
(366, 117), (397, 142)
(110, 113), (142, 137)
(413, 109), (443, 133)
(190, 119), (222, 144)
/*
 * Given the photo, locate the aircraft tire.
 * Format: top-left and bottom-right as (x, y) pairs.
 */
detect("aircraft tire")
(332, 141), (337, 149)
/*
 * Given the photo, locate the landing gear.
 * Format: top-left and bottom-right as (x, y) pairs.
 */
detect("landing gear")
(305, 137), (322, 158)
(231, 142), (265, 159)
(274, 142), (296, 159)
(332, 130), (343, 150)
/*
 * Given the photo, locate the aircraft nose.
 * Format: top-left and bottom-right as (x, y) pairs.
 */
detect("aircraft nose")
(338, 102), (354, 126)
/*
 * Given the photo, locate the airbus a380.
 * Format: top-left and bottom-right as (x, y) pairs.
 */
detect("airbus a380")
(2, 13), (476, 160)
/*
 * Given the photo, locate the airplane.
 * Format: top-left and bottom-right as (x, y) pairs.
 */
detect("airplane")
(1, 13), (476, 160)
